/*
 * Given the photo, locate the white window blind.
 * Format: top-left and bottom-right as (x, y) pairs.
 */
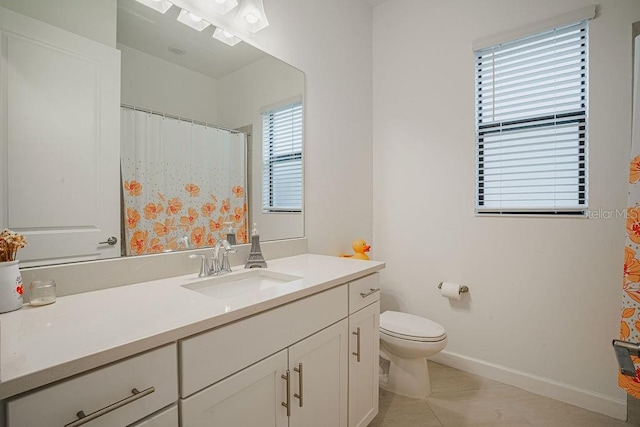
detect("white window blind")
(475, 20), (588, 215)
(262, 101), (303, 212)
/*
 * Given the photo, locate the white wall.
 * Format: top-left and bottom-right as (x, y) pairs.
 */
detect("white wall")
(119, 44), (218, 123)
(217, 56), (305, 241)
(373, 0), (640, 418)
(228, 0), (374, 255)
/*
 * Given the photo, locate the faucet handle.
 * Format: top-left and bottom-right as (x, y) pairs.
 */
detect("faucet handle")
(220, 246), (238, 273)
(189, 254), (209, 277)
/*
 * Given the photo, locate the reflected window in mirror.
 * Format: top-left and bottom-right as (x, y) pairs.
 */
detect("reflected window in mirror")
(262, 101), (303, 213)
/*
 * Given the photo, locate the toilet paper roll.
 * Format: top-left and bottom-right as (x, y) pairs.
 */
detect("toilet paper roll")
(441, 282), (462, 301)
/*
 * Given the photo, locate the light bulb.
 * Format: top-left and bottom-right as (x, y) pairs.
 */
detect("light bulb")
(215, 0), (226, 3)
(245, 13), (258, 24)
(177, 9), (211, 30)
(222, 30), (234, 38)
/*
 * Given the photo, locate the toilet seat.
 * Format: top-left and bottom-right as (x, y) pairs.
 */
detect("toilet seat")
(380, 311), (446, 342)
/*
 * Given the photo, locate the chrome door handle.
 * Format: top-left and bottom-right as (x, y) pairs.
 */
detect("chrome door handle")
(360, 288), (379, 298)
(99, 236), (118, 246)
(352, 327), (361, 362)
(64, 386), (154, 427)
(293, 363), (303, 407)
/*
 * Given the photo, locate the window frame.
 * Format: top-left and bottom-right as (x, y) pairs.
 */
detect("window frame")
(474, 21), (589, 216)
(261, 100), (303, 214)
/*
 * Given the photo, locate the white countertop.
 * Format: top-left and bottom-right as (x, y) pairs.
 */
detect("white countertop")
(0, 254), (384, 400)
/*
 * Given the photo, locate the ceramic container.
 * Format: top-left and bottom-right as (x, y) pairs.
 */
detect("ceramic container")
(0, 260), (23, 313)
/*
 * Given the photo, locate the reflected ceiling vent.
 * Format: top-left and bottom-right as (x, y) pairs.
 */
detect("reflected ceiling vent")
(167, 46), (186, 55)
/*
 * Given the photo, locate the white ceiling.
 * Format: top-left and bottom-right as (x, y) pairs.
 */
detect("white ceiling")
(116, 0), (267, 80)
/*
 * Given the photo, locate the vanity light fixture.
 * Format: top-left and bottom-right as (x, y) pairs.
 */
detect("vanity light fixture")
(211, 0), (239, 15)
(177, 9), (211, 31)
(212, 28), (242, 46)
(235, 0), (269, 33)
(134, 0), (173, 14)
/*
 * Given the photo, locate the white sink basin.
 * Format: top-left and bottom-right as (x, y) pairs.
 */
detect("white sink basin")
(182, 269), (302, 300)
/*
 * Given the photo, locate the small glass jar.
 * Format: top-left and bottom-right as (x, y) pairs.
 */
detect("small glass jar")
(29, 279), (56, 306)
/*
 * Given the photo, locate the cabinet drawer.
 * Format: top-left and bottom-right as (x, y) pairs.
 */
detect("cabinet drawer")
(349, 273), (380, 314)
(180, 284), (348, 397)
(6, 344), (178, 427)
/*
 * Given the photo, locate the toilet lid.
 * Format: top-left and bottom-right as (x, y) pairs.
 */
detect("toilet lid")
(380, 311), (446, 342)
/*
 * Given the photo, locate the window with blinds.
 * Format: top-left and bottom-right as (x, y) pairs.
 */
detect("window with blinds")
(475, 20), (588, 215)
(262, 101), (303, 213)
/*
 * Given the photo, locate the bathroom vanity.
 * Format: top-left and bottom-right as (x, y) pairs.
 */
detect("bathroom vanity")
(0, 254), (383, 427)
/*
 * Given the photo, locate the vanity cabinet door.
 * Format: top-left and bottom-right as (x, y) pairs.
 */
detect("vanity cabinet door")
(288, 319), (349, 427)
(348, 301), (380, 427)
(180, 349), (288, 427)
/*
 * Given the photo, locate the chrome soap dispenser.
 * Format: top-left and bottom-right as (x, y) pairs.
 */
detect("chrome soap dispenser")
(245, 223), (267, 269)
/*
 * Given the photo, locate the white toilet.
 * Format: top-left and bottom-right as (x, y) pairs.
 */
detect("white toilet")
(379, 310), (447, 399)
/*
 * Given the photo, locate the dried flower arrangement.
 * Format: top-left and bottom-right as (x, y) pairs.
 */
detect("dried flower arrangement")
(0, 229), (26, 262)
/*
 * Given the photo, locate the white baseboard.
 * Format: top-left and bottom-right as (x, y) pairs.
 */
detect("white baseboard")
(429, 350), (627, 421)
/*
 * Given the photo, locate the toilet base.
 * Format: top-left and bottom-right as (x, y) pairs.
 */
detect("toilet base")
(379, 347), (432, 399)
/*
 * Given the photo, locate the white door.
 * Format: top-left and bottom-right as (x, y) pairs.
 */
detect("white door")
(0, 6), (121, 266)
(180, 349), (289, 427)
(288, 319), (349, 427)
(349, 301), (380, 427)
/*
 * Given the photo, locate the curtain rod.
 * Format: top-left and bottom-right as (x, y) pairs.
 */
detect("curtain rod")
(121, 104), (243, 135)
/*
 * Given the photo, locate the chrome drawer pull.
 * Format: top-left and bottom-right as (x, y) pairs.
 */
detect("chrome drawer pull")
(293, 363), (304, 407)
(281, 370), (291, 417)
(64, 386), (155, 427)
(352, 327), (361, 362)
(360, 288), (379, 298)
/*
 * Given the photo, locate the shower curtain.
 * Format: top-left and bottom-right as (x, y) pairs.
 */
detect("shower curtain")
(121, 108), (247, 256)
(620, 29), (640, 397)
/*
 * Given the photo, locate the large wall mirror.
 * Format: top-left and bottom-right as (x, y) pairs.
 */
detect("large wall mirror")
(0, 0), (304, 267)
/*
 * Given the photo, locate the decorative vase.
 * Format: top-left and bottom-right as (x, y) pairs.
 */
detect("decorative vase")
(0, 260), (23, 313)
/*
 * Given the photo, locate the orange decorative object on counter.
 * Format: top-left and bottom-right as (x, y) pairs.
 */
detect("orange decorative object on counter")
(339, 239), (371, 260)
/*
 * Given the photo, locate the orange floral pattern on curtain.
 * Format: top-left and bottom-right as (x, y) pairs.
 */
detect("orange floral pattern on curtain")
(619, 31), (640, 397)
(121, 109), (247, 256)
(123, 181), (247, 255)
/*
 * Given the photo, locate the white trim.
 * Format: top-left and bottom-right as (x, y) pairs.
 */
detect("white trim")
(472, 5), (596, 51)
(429, 350), (626, 421)
(259, 95), (303, 115)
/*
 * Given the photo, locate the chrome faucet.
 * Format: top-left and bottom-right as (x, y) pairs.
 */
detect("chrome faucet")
(188, 239), (237, 277)
(213, 239), (237, 274)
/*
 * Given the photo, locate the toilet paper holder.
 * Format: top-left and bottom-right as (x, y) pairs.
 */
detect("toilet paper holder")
(438, 282), (469, 294)
(613, 339), (640, 376)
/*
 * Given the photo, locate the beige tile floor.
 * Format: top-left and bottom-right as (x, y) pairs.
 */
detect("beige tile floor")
(370, 361), (634, 426)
